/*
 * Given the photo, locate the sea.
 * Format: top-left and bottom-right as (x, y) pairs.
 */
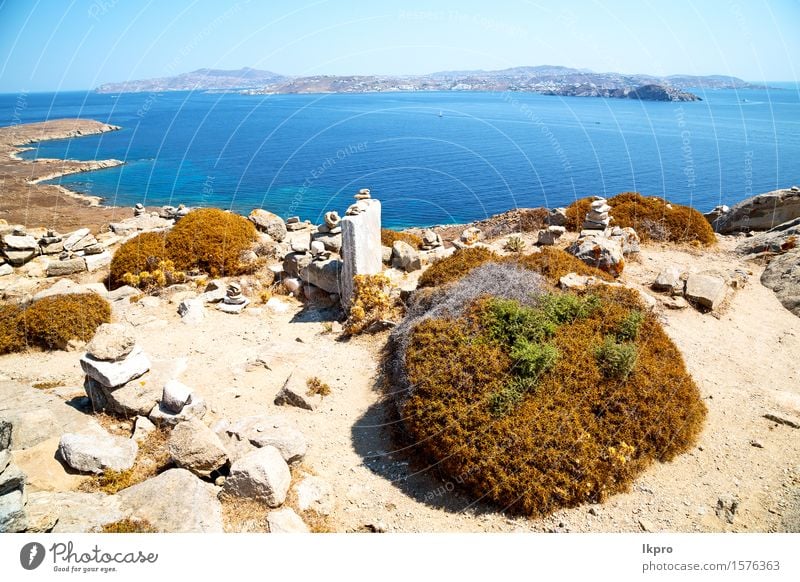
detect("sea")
(1, 85), (798, 229)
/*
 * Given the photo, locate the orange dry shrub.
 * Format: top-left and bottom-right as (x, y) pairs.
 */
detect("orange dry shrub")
(513, 247), (615, 283)
(381, 229), (423, 250)
(23, 293), (111, 350)
(344, 273), (393, 335)
(417, 247), (499, 288)
(165, 208), (258, 277)
(565, 192), (716, 245)
(0, 304), (26, 354)
(109, 232), (168, 289)
(398, 284), (706, 516)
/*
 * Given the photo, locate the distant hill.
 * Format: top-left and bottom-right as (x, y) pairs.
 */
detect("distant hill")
(95, 65), (763, 101)
(96, 67), (286, 93)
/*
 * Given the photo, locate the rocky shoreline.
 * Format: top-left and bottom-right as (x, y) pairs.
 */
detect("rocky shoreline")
(0, 119), (127, 232)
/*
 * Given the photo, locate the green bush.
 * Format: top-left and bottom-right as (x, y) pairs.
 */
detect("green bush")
(165, 208), (258, 277)
(594, 336), (638, 379)
(510, 339), (559, 378)
(616, 309), (645, 341)
(24, 294), (111, 350)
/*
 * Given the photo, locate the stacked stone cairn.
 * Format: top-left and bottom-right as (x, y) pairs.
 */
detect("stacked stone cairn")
(583, 197), (612, 230)
(217, 282), (250, 314)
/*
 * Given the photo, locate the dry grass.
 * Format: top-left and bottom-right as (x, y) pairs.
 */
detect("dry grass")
(221, 497), (270, 532)
(344, 273), (396, 335)
(82, 427), (172, 494)
(100, 518), (158, 533)
(23, 293), (111, 350)
(31, 380), (64, 390)
(418, 247), (499, 288)
(395, 283), (706, 517)
(417, 247), (612, 290)
(381, 229), (423, 250)
(306, 377), (332, 398)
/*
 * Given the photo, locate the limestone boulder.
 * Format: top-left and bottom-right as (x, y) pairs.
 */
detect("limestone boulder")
(566, 237), (624, 277)
(274, 374), (317, 411)
(685, 272), (727, 311)
(58, 429), (138, 474)
(80, 346), (150, 388)
(46, 257), (87, 277)
(219, 415), (307, 464)
(86, 323), (136, 362)
(168, 418), (229, 478)
(301, 258), (342, 294)
(709, 188), (800, 233)
(0, 489), (27, 532)
(760, 248), (800, 317)
(222, 446), (291, 507)
(249, 209), (287, 242)
(25, 491), (123, 533)
(391, 240), (421, 272)
(267, 508), (309, 533)
(652, 266), (684, 294)
(117, 468), (224, 532)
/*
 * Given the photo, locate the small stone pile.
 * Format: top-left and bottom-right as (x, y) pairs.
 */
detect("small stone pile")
(311, 211), (343, 253)
(420, 229), (443, 251)
(108, 204), (175, 237)
(81, 323), (156, 416)
(286, 216), (313, 232)
(218, 282), (250, 313)
(0, 224), (112, 277)
(457, 226), (483, 248)
(583, 197), (612, 230)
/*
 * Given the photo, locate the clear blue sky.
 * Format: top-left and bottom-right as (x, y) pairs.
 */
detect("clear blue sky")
(0, 0), (797, 92)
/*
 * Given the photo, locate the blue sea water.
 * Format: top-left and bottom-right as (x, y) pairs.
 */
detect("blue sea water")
(1, 85), (798, 228)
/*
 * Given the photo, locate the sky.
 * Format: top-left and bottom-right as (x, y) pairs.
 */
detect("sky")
(0, 0), (798, 92)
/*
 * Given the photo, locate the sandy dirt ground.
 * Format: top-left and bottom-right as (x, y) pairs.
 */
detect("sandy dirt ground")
(2, 234), (798, 533)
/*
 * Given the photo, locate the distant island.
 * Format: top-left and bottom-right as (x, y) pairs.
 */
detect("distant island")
(95, 65), (766, 102)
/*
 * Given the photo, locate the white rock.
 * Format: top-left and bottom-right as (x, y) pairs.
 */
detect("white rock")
(282, 277), (302, 294)
(80, 346), (150, 388)
(58, 429), (138, 474)
(2, 234), (37, 250)
(222, 446), (291, 506)
(274, 374), (317, 411)
(161, 379), (193, 414)
(62, 228), (91, 251)
(86, 323), (136, 362)
(177, 298), (205, 324)
(220, 415), (307, 464)
(131, 416), (156, 442)
(340, 199), (382, 310)
(84, 251), (112, 272)
(117, 468), (223, 532)
(267, 508), (309, 533)
(295, 475), (334, 515)
(685, 272), (727, 310)
(168, 418), (229, 478)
